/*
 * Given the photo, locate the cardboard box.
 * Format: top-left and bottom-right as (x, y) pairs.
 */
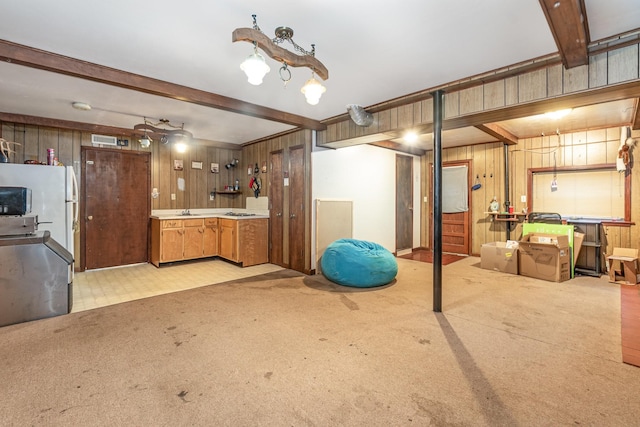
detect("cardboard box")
(481, 242), (518, 274)
(518, 233), (571, 282)
(522, 223), (577, 277)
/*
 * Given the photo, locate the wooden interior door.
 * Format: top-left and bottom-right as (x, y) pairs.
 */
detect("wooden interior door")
(396, 154), (413, 253)
(429, 160), (471, 255)
(269, 150), (284, 267)
(288, 145), (305, 272)
(81, 147), (150, 270)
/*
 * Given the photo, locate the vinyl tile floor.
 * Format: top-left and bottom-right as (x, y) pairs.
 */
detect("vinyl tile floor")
(72, 259), (284, 313)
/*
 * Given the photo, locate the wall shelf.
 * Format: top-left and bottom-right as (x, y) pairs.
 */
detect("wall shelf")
(485, 212), (527, 222)
(216, 190), (242, 195)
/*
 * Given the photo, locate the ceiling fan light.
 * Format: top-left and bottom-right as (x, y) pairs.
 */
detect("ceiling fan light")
(301, 75), (326, 105)
(240, 50), (270, 85)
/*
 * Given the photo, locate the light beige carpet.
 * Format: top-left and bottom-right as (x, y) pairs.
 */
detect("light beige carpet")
(2, 257), (639, 426)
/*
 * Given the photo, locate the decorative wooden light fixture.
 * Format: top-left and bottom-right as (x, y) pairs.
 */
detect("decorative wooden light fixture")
(232, 14), (329, 105)
(134, 118), (193, 151)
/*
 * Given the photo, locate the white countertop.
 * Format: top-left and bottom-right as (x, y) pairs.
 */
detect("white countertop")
(151, 209), (269, 220)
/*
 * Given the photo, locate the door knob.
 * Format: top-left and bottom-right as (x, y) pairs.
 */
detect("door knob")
(87, 215), (93, 221)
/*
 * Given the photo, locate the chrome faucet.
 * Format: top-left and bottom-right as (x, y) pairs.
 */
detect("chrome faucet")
(181, 208), (190, 216)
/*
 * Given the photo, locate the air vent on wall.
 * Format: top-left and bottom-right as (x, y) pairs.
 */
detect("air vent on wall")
(91, 134), (118, 147)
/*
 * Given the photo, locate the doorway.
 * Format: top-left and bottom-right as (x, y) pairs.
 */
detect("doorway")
(429, 160), (472, 255)
(81, 147), (151, 270)
(396, 154), (413, 254)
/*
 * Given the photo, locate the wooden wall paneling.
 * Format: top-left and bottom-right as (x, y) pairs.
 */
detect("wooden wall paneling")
(471, 144), (487, 254)
(560, 133), (572, 167)
(420, 98), (433, 123)
(14, 124), (26, 162)
(563, 64), (589, 93)
(547, 64), (563, 97)
(572, 134), (588, 166)
(505, 76), (519, 106)
(607, 44), (639, 85)
(58, 129), (73, 167)
(150, 142), (159, 210)
(40, 128), (58, 162)
(518, 69), (547, 103)
(483, 80), (505, 110)
(444, 91), (459, 119)
(172, 147), (186, 209)
(586, 128), (607, 144)
(158, 143), (171, 209)
(586, 138), (607, 164)
(589, 52), (608, 88)
(377, 109), (392, 133)
(72, 130), (82, 175)
(606, 127), (622, 163)
(459, 85), (484, 115)
(192, 144), (207, 208)
(397, 104), (414, 129)
(206, 147), (216, 208)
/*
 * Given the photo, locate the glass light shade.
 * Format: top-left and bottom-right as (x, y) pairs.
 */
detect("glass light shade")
(301, 76), (326, 105)
(240, 51), (270, 85)
(138, 136), (151, 148)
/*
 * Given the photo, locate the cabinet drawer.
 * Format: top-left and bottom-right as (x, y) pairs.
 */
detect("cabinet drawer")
(204, 217), (218, 227)
(162, 219), (183, 228)
(184, 218), (204, 227)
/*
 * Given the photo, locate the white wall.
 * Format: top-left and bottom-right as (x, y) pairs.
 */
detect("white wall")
(311, 144), (420, 268)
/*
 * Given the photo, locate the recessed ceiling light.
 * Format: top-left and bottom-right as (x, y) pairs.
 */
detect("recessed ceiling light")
(71, 101), (92, 111)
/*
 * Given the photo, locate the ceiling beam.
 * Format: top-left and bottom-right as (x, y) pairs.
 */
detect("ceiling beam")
(318, 80), (640, 149)
(474, 123), (519, 145)
(0, 112), (133, 136)
(539, 0), (589, 68)
(0, 39), (326, 132)
(370, 140), (426, 156)
(0, 112), (241, 149)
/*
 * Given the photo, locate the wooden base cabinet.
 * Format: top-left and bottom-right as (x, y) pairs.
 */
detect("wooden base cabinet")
(150, 217), (267, 267)
(151, 218), (216, 267)
(218, 218), (269, 267)
(203, 218), (219, 257)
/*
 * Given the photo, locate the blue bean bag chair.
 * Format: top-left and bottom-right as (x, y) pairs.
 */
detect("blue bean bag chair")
(321, 238), (398, 287)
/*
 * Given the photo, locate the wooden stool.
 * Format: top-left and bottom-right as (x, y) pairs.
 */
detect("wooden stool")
(607, 248), (639, 285)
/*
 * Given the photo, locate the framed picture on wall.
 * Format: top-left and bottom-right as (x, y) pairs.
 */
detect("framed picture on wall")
(173, 159), (183, 171)
(192, 161), (203, 170)
(211, 162), (219, 173)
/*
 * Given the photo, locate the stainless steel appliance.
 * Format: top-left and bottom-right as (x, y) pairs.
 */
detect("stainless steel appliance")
(0, 216), (73, 327)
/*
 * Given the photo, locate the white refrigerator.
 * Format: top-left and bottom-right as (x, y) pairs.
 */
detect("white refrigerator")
(0, 164), (78, 255)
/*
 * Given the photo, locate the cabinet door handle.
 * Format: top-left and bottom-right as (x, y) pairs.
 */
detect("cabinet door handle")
(276, 212), (282, 217)
(290, 213), (296, 218)
(87, 215), (93, 221)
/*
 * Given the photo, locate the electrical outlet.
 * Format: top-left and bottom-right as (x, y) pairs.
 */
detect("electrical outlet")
(521, 195), (527, 202)
(171, 193), (176, 200)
